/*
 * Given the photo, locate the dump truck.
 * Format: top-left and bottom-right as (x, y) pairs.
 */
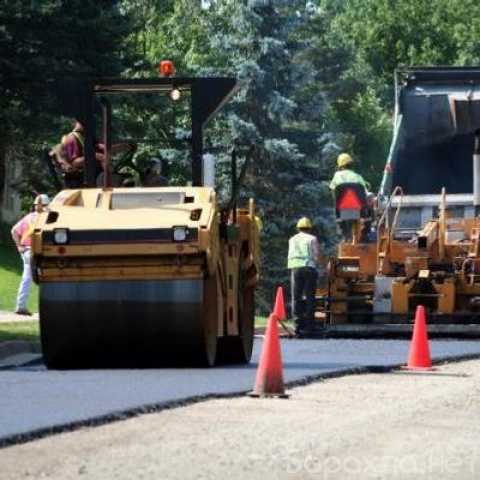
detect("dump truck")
(32, 73), (260, 367)
(317, 67), (480, 336)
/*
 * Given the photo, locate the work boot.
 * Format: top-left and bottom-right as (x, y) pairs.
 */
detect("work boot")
(294, 318), (309, 338)
(302, 321), (317, 336)
(295, 319), (318, 338)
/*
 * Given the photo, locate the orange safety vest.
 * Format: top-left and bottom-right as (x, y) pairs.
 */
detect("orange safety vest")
(19, 213), (37, 246)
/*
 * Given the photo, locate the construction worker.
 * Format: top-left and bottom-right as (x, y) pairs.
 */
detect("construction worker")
(330, 153), (370, 241)
(52, 120), (135, 186)
(11, 194), (50, 315)
(143, 157), (169, 186)
(61, 120), (86, 172)
(49, 121), (88, 188)
(288, 217), (321, 336)
(329, 153), (369, 192)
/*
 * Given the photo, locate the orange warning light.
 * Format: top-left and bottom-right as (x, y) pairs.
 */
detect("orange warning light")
(159, 60), (175, 77)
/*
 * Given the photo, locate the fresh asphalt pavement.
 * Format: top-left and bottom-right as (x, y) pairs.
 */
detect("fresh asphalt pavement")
(1, 338), (480, 444)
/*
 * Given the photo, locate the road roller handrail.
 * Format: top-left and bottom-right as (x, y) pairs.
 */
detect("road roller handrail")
(377, 185), (404, 233)
(225, 145), (256, 223)
(376, 186), (403, 273)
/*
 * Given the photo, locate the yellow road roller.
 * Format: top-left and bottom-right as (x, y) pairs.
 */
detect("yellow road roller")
(32, 74), (260, 368)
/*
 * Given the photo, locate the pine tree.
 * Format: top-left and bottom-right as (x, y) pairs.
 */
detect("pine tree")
(197, 0), (339, 312)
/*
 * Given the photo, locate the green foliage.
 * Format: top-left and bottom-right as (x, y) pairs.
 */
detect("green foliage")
(0, 0), (134, 204)
(329, 87), (391, 188)
(330, 0), (480, 99)
(1, 1), (132, 130)
(105, 91), (192, 186)
(325, 0), (480, 117)
(0, 322), (39, 343)
(320, 0), (480, 190)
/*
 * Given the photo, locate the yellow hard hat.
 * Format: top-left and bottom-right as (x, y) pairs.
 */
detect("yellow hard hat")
(337, 153), (353, 168)
(296, 217), (313, 229)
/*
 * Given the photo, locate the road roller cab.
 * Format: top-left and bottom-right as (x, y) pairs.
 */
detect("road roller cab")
(32, 71), (260, 368)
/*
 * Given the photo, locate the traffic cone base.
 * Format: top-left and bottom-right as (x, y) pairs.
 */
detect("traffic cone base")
(248, 391), (289, 398)
(405, 305), (433, 371)
(249, 313), (288, 398)
(401, 365), (436, 372)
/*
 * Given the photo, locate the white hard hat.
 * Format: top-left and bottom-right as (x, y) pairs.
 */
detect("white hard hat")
(34, 194), (50, 206)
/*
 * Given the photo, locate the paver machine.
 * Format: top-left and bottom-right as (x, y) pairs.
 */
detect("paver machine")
(31, 69), (260, 367)
(317, 67), (480, 336)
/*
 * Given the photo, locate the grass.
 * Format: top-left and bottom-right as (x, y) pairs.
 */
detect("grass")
(254, 316), (294, 330)
(0, 321), (40, 343)
(0, 243), (39, 313)
(255, 316), (268, 327)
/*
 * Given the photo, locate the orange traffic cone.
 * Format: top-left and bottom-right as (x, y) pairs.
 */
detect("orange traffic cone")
(406, 305), (433, 370)
(250, 314), (289, 398)
(273, 286), (287, 321)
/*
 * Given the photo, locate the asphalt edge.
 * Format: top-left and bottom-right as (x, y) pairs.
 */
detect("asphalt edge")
(1, 351), (480, 450)
(0, 341), (41, 361)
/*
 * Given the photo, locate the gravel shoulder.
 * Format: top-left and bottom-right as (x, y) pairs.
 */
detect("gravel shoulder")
(1, 358), (480, 480)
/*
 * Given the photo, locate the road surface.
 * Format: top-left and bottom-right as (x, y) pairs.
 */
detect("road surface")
(1, 357), (480, 479)
(2, 338), (480, 445)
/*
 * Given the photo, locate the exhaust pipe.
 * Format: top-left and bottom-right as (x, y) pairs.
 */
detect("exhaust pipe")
(474, 129), (480, 213)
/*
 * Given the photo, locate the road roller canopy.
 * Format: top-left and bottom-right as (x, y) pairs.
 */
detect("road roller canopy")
(52, 76), (239, 187)
(381, 67), (480, 196)
(110, 190), (190, 209)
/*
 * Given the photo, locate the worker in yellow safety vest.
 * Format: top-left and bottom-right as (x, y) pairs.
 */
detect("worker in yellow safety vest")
(330, 153), (372, 241)
(287, 217), (321, 336)
(11, 194), (50, 315)
(329, 153), (369, 192)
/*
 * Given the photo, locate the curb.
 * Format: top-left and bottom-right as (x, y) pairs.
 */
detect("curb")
(0, 341), (41, 361)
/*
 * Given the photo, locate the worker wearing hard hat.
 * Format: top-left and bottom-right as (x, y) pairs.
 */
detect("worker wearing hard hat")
(330, 153), (372, 241)
(329, 153), (369, 191)
(287, 217), (321, 336)
(11, 194), (50, 315)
